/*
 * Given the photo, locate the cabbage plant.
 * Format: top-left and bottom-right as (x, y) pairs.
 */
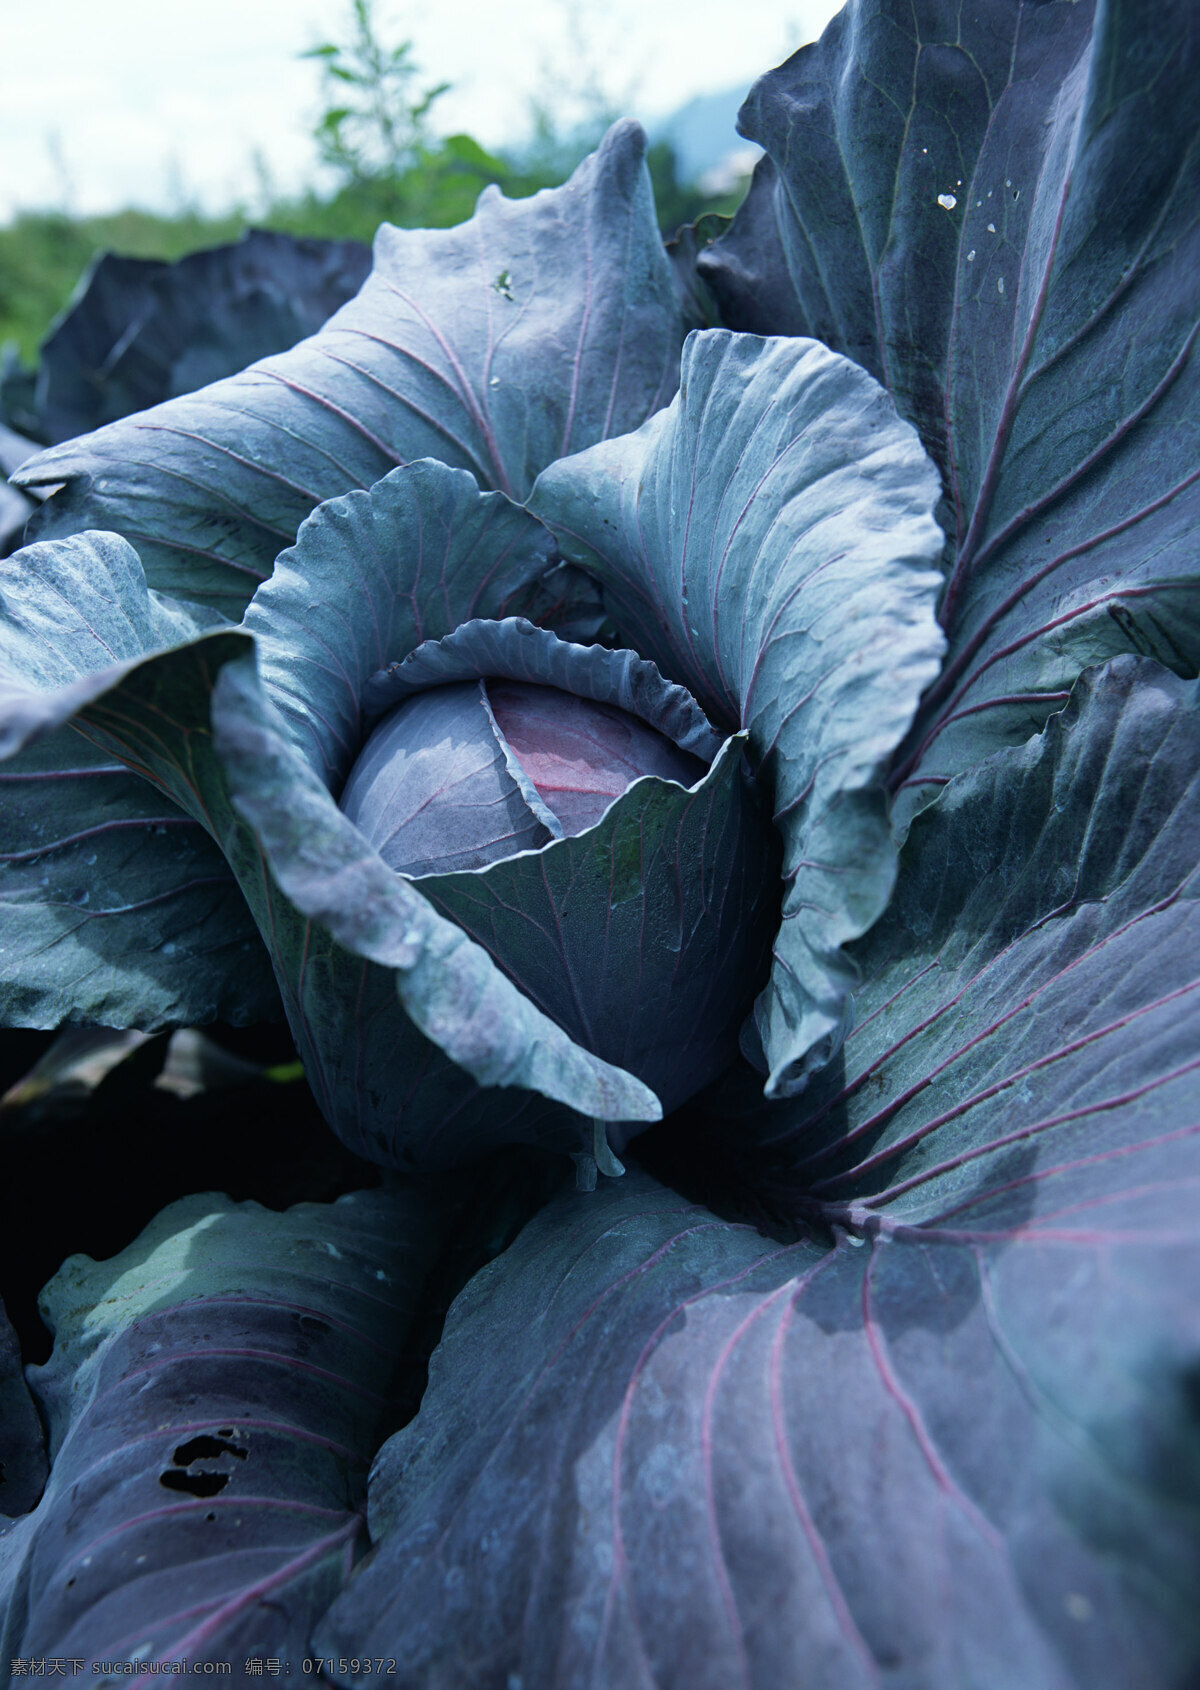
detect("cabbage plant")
(1, 0), (1198, 1681)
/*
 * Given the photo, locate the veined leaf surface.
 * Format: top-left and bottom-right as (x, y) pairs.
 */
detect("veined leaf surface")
(531, 330), (946, 1093)
(0, 531), (277, 1029)
(316, 658), (1200, 1688)
(698, 0), (1200, 822)
(5, 1186), (448, 1665)
(16, 123), (688, 618)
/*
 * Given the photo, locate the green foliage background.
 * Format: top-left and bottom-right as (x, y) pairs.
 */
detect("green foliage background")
(0, 0), (748, 365)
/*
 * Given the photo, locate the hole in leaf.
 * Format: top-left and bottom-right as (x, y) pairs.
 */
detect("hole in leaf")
(159, 1469), (229, 1497)
(205, 1512), (217, 1523)
(172, 1434), (247, 1464)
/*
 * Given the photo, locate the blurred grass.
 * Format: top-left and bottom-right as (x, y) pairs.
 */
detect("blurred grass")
(0, 207), (247, 363)
(0, 139), (742, 366)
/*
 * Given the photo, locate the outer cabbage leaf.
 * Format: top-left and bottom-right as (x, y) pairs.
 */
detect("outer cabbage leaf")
(748, 658), (1200, 1220)
(530, 329), (946, 1094)
(698, 0), (1200, 823)
(0, 522), (659, 1158)
(21, 229), (372, 446)
(15, 123), (688, 618)
(0, 532), (278, 1029)
(316, 658), (1200, 1689)
(4, 1185), (449, 1667)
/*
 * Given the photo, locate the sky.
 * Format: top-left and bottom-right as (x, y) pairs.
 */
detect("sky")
(0, 0), (843, 221)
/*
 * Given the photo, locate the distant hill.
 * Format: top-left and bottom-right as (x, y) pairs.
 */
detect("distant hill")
(649, 86), (763, 188)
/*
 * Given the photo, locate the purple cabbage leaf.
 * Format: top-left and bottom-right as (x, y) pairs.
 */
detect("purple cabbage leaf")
(0, 531), (278, 1030)
(0, 315), (942, 1170)
(316, 657), (1200, 1687)
(695, 0), (1200, 828)
(4, 229), (372, 448)
(0, 1183), (451, 1668)
(240, 458), (567, 795)
(13, 123), (690, 619)
(337, 617), (780, 1135)
(0, 0), (1197, 1673)
(0, 489), (666, 1164)
(530, 329), (947, 1094)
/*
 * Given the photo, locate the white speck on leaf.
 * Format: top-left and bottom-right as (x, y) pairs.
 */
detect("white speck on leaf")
(987, 222), (996, 234)
(967, 250), (976, 261)
(938, 192), (957, 210)
(998, 276), (1006, 295)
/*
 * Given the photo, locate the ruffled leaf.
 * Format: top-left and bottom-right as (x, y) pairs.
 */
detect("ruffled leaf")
(211, 654), (662, 1157)
(361, 615), (722, 764)
(0, 527), (657, 1150)
(242, 462), (561, 792)
(16, 123), (687, 617)
(698, 0), (1200, 822)
(747, 659), (1200, 1228)
(0, 532), (277, 1029)
(530, 330), (946, 1093)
